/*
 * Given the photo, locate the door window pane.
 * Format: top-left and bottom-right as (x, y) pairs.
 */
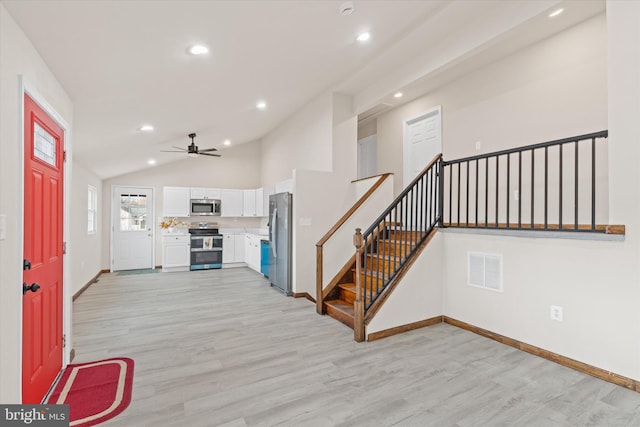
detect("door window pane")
(119, 194), (147, 231)
(33, 122), (57, 167)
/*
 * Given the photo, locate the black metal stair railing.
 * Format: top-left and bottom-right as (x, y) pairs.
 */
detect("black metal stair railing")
(439, 131), (609, 233)
(358, 154), (442, 312)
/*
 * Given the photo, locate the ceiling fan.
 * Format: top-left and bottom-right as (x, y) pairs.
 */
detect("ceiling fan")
(161, 133), (221, 157)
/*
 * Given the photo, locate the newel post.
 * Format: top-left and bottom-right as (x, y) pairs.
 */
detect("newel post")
(353, 228), (365, 342)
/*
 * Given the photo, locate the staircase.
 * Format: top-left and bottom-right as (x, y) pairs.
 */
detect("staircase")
(316, 130), (618, 342)
(324, 225), (417, 329)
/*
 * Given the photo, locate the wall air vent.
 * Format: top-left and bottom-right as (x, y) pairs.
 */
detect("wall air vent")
(468, 252), (503, 292)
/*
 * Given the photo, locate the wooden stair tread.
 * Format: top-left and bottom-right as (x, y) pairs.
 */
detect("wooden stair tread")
(324, 299), (355, 329)
(325, 299), (354, 314)
(365, 253), (402, 261)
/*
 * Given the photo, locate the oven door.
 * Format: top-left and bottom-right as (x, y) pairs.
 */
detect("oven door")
(190, 248), (222, 270)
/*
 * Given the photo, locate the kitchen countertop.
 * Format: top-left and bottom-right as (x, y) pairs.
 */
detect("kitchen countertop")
(219, 228), (268, 237)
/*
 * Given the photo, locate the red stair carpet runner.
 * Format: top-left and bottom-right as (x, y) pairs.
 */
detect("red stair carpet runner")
(47, 357), (134, 426)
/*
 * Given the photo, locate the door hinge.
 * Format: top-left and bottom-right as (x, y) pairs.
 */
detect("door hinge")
(63, 151), (67, 162)
(63, 242), (67, 254)
(62, 334), (66, 348)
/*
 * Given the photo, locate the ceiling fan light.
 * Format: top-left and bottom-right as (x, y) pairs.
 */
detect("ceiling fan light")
(188, 152), (198, 158)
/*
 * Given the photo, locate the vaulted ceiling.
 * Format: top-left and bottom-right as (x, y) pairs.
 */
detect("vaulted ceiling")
(2, 0), (604, 178)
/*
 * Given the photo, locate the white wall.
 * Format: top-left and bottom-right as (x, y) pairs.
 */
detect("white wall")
(101, 140), (262, 269)
(0, 3), (74, 402)
(377, 14), (608, 197)
(260, 93), (333, 187)
(367, 232), (443, 335)
(440, 5), (640, 382)
(70, 162), (103, 294)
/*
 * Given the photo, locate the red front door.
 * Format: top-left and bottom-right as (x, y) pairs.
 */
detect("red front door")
(22, 94), (64, 403)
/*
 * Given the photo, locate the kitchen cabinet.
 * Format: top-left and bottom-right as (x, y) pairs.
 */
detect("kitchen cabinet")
(221, 189), (243, 217)
(234, 234), (245, 262)
(190, 187), (220, 200)
(245, 234), (262, 273)
(163, 187), (190, 217)
(222, 233), (246, 264)
(243, 189), (257, 216)
(162, 234), (190, 272)
(255, 188), (264, 217)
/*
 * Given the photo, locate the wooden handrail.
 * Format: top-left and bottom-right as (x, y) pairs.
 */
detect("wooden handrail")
(316, 173), (392, 247)
(315, 173), (392, 315)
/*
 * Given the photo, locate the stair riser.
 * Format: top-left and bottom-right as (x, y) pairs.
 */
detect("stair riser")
(358, 274), (385, 294)
(384, 230), (422, 241)
(365, 256), (398, 271)
(325, 304), (354, 329)
(377, 241), (413, 257)
(338, 286), (374, 305)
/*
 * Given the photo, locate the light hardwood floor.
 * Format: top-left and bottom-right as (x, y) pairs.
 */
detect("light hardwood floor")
(72, 268), (640, 427)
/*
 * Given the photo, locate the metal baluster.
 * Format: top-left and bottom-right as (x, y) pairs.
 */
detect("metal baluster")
(575, 140), (579, 230)
(591, 137), (596, 231)
(506, 154), (510, 228)
(559, 145), (563, 230)
(544, 147), (548, 229)
(531, 149), (535, 229)
(475, 159), (479, 227)
(457, 163), (461, 227)
(466, 160), (470, 227)
(485, 158), (489, 227)
(495, 156), (499, 228)
(518, 152), (522, 229)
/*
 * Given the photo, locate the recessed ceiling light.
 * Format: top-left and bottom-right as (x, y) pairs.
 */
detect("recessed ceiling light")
(339, 1), (355, 15)
(256, 101), (267, 110)
(147, 159), (157, 165)
(189, 44), (209, 55)
(356, 32), (371, 42)
(223, 139), (231, 146)
(394, 92), (403, 98)
(548, 8), (564, 18)
(140, 124), (154, 132)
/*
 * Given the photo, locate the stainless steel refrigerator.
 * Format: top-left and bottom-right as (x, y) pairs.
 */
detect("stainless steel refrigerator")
(268, 192), (292, 295)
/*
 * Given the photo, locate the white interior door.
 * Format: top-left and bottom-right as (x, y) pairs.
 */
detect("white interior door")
(111, 186), (154, 271)
(357, 134), (377, 179)
(403, 106), (442, 186)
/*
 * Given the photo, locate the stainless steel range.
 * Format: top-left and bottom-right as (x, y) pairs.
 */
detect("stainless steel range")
(188, 226), (222, 270)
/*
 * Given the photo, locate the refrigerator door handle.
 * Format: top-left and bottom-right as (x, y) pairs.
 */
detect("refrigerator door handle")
(270, 208), (277, 257)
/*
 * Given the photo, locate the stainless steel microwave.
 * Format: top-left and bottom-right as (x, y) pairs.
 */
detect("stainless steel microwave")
(190, 199), (221, 216)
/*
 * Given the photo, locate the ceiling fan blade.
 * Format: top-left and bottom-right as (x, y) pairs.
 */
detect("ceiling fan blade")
(160, 150), (187, 153)
(199, 147), (218, 152)
(199, 152), (222, 157)
(172, 146), (187, 151)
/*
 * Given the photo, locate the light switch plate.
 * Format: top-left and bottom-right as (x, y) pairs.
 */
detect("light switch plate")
(299, 217), (312, 226)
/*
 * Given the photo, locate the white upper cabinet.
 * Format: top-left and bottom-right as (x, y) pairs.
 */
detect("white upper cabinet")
(163, 187), (190, 217)
(221, 189), (243, 217)
(255, 188), (264, 217)
(190, 187), (221, 200)
(261, 186), (274, 216)
(243, 189), (257, 216)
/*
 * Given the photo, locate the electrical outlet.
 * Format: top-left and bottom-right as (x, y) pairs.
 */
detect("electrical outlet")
(514, 190), (519, 201)
(475, 141), (481, 151)
(550, 305), (563, 321)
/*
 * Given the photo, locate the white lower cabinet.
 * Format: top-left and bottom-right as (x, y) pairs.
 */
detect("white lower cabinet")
(245, 234), (262, 273)
(222, 233), (246, 265)
(162, 234), (190, 272)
